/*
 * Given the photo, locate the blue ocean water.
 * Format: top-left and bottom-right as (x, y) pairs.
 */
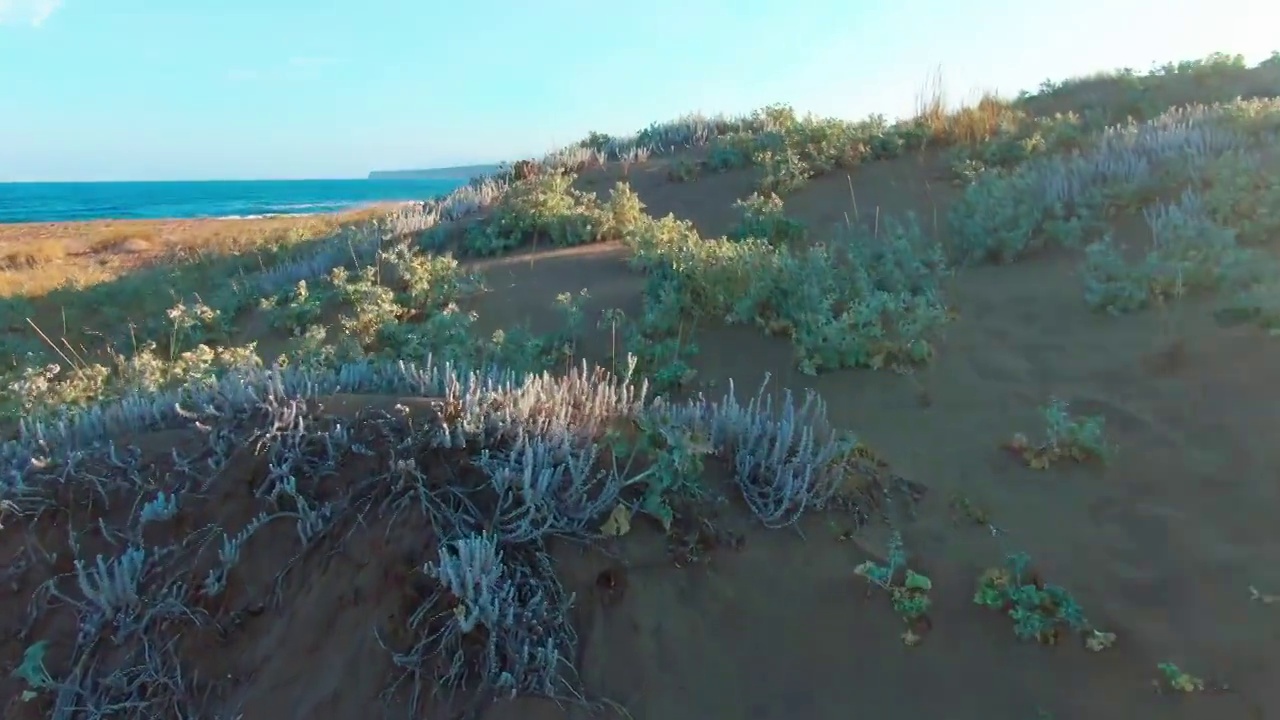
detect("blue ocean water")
(0, 178), (467, 224)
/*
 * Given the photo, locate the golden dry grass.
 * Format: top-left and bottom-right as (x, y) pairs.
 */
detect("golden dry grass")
(913, 65), (1021, 146)
(0, 205), (397, 298)
(0, 239), (68, 272)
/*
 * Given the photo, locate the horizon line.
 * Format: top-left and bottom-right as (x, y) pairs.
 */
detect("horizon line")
(0, 176), (471, 185)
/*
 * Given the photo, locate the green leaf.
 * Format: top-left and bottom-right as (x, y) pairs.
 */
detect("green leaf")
(904, 570), (932, 591)
(640, 489), (673, 532)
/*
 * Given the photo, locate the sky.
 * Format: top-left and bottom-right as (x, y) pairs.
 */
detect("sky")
(0, 0), (1274, 182)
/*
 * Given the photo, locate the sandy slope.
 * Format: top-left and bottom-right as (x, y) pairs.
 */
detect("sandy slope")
(5, 122), (1280, 720)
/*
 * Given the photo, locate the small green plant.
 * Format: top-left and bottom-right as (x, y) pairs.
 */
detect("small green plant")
(974, 552), (1115, 651)
(704, 134), (754, 172)
(329, 265), (405, 348)
(854, 531), (933, 645)
(756, 148), (811, 194)
(614, 252), (701, 394)
(1156, 662), (1205, 693)
(550, 288), (591, 361)
(164, 298), (229, 358)
(480, 325), (558, 374)
(606, 414), (713, 531)
(1005, 398), (1109, 469)
(260, 278), (327, 336)
(729, 192), (807, 247)
(554, 288), (589, 332)
(948, 494), (990, 525)
(384, 244), (484, 311)
(667, 159), (701, 182)
(948, 493), (1002, 536)
(597, 307), (627, 374)
(11, 640), (55, 702)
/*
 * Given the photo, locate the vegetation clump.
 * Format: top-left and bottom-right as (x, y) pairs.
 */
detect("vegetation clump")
(729, 192), (807, 247)
(854, 531), (934, 645)
(602, 412), (715, 532)
(1006, 398), (1109, 469)
(974, 552), (1115, 651)
(624, 207), (950, 376)
(1082, 187), (1266, 315)
(462, 173), (646, 256)
(1156, 663), (1205, 692)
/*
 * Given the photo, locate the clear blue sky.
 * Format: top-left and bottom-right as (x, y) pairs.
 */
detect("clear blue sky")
(0, 0), (1272, 182)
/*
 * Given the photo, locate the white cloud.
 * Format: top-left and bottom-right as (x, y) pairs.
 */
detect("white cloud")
(0, 0), (63, 27)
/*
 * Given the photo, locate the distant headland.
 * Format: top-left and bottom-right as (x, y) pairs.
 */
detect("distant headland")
(367, 164), (502, 181)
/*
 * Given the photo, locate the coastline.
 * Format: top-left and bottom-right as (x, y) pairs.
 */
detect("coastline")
(0, 202), (398, 234)
(206, 199), (418, 221)
(0, 178), (461, 225)
(0, 204), (403, 297)
(0, 199), (417, 227)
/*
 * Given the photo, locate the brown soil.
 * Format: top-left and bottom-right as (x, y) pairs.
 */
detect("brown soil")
(4, 151), (1280, 720)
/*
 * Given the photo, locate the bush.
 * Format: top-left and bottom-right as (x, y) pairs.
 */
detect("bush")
(729, 192), (807, 247)
(975, 552), (1114, 650)
(464, 174), (647, 256)
(623, 208), (950, 376)
(1082, 189), (1266, 314)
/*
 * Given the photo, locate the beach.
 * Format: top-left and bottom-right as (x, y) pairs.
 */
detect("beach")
(0, 207), (407, 297)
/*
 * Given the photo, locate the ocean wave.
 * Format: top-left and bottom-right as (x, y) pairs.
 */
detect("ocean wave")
(0, 179), (465, 224)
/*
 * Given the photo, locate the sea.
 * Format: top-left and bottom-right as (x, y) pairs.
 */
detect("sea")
(0, 178), (468, 224)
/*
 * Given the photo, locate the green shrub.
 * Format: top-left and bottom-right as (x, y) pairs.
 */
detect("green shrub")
(260, 279), (327, 336)
(624, 208), (950, 377)
(854, 531), (933, 645)
(463, 174), (646, 256)
(975, 552), (1114, 650)
(1006, 398), (1110, 469)
(729, 192), (807, 247)
(667, 159), (701, 182)
(1082, 190), (1265, 314)
(1202, 150), (1280, 246)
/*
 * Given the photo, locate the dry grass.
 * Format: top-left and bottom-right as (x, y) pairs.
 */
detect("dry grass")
(0, 239), (68, 272)
(914, 65), (1021, 146)
(0, 205), (397, 298)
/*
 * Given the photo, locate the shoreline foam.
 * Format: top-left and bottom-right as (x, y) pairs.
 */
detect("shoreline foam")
(0, 179), (459, 225)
